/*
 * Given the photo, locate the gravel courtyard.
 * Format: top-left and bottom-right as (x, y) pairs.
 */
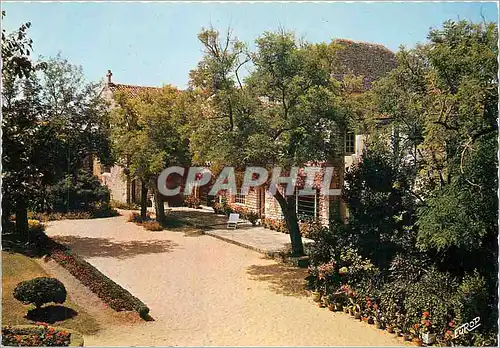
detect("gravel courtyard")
(45, 213), (401, 346)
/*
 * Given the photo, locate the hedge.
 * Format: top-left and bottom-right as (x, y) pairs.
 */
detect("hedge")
(49, 247), (150, 318)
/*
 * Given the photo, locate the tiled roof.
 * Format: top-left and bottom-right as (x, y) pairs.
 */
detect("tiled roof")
(108, 83), (160, 98)
(332, 39), (397, 91)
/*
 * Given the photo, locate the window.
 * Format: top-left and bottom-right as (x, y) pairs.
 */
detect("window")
(345, 131), (355, 155)
(235, 192), (246, 204)
(296, 190), (319, 221)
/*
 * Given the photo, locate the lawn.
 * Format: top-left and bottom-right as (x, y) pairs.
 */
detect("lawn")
(2, 251), (100, 335)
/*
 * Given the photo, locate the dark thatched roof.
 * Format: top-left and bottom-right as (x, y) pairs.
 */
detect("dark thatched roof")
(332, 39), (397, 91)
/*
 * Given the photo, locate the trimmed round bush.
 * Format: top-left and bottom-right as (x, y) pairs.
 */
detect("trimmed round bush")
(13, 277), (67, 309)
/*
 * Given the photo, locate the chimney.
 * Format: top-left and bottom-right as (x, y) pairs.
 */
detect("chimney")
(106, 69), (113, 85)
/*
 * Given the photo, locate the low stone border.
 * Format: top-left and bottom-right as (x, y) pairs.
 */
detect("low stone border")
(204, 231), (310, 267)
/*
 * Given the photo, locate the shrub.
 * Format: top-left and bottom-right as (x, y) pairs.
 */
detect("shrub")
(28, 220), (45, 234)
(246, 211), (259, 226)
(110, 200), (139, 210)
(47, 169), (111, 213)
(127, 212), (142, 223)
(262, 217), (288, 233)
(402, 268), (456, 335)
(183, 195), (201, 209)
(13, 277), (67, 309)
(142, 221), (162, 231)
(2, 324), (74, 347)
(127, 212), (152, 223)
(213, 201), (232, 215)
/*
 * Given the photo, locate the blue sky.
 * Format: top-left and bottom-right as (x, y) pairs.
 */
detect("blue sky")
(2, 2), (498, 89)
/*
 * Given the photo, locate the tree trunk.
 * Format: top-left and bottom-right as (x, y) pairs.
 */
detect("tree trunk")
(126, 173), (131, 205)
(140, 181), (148, 221)
(273, 189), (304, 256)
(15, 199), (29, 236)
(153, 184), (165, 224)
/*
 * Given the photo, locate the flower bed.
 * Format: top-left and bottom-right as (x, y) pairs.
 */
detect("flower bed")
(1, 324), (83, 346)
(261, 217), (288, 233)
(33, 229), (150, 319)
(49, 246), (150, 319)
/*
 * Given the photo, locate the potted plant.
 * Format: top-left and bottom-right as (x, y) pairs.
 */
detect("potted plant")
(385, 318), (396, 334)
(312, 291), (322, 303)
(410, 324), (422, 346)
(420, 311), (436, 345)
(247, 211), (259, 226)
(374, 309), (383, 329)
(354, 304), (362, 320)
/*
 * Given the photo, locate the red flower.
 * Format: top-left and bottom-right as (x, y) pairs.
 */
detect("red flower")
(448, 321), (455, 328)
(414, 323), (420, 329)
(373, 303), (379, 310)
(423, 311), (430, 318)
(424, 320), (431, 327)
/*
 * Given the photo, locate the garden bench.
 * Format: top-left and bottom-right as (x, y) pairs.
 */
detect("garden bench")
(227, 213), (240, 229)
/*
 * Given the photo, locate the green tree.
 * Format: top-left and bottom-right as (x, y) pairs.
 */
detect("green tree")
(366, 20), (498, 277)
(2, 13), (40, 234)
(31, 55), (113, 212)
(111, 86), (190, 221)
(189, 28), (351, 255)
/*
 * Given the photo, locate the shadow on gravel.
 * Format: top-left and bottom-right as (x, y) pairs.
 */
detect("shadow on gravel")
(26, 305), (78, 324)
(52, 236), (178, 259)
(247, 263), (309, 298)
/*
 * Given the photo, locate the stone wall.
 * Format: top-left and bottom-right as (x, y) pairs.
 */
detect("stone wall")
(93, 157), (129, 203)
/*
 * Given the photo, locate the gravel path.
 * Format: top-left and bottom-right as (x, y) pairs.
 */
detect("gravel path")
(46, 214), (401, 346)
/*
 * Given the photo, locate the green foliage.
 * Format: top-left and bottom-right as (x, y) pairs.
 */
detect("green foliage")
(111, 85), (190, 221)
(1, 11), (35, 79)
(13, 277), (67, 309)
(246, 211), (259, 226)
(47, 169), (111, 214)
(343, 148), (417, 268)
(189, 28), (356, 255)
(2, 22), (113, 233)
(213, 201), (231, 215)
(328, 19), (497, 343)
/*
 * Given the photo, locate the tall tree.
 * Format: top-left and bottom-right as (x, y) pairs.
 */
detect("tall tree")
(366, 20), (498, 277)
(32, 55), (113, 211)
(111, 86), (190, 221)
(189, 28), (352, 255)
(2, 13), (40, 234)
